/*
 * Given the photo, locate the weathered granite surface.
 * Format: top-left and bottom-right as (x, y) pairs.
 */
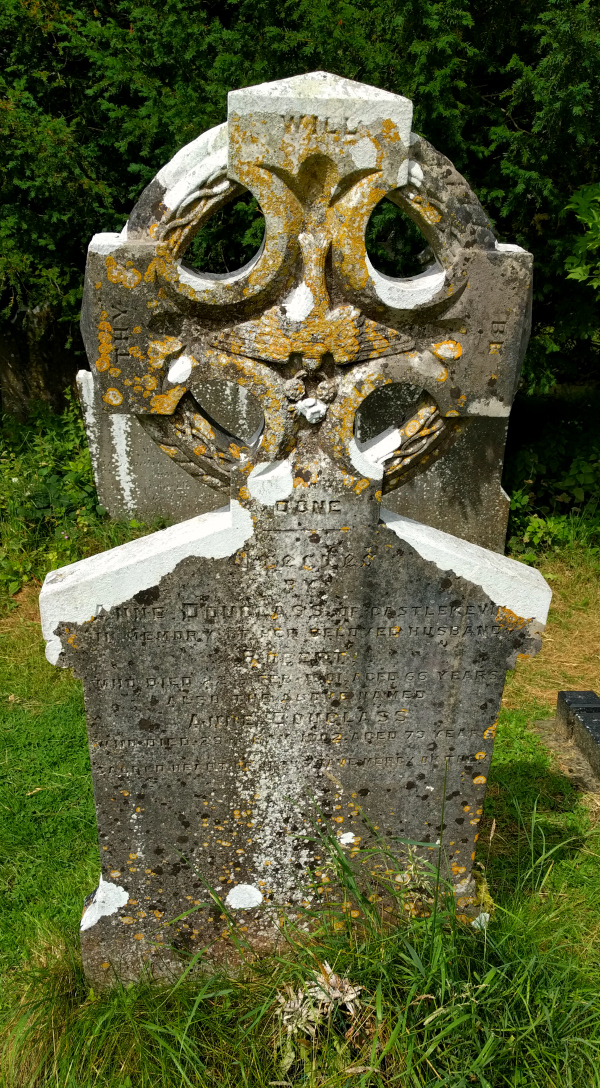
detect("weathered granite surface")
(78, 71), (532, 548)
(40, 482), (550, 984)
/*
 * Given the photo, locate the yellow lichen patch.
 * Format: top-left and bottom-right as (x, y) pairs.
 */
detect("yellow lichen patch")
(473, 775), (487, 786)
(435, 366), (448, 383)
(489, 343), (502, 354)
(147, 337), (183, 370)
(108, 367), (121, 377)
(193, 415), (216, 441)
(238, 486), (250, 501)
(158, 445), (179, 457)
(95, 282), (102, 290)
(432, 340), (462, 361)
(128, 345), (145, 361)
(150, 385), (186, 414)
(141, 374), (157, 390)
(193, 444), (206, 457)
(483, 721), (497, 740)
(354, 478), (370, 494)
(406, 192), (442, 225)
(120, 917), (134, 925)
(132, 325), (142, 334)
(475, 751), (486, 760)
(495, 606), (530, 631)
(105, 255), (142, 289)
(445, 409), (459, 417)
(95, 314), (114, 372)
(103, 388), (123, 406)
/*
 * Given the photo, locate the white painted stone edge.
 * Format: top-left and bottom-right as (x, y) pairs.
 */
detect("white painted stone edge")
(381, 508), (551, 625)
(39, 501), (551, 668)
(39, 501), (254, 666)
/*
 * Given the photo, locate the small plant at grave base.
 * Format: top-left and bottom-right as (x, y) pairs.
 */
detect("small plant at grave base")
(275, 961), (365, 1076)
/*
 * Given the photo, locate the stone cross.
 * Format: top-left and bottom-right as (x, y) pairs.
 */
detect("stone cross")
(40, 73), (550, 985)
(78, 71), (532, 552)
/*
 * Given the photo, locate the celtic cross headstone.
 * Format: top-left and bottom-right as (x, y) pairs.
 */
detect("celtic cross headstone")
(40, 72), (550, 984)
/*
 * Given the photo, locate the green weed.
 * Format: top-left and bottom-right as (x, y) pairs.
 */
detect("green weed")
(0, 397), (158, 609)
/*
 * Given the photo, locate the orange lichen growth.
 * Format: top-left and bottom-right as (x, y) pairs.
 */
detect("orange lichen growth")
(150, 386), (186, 414)
(405, 192), (442, 224)
(103, 388), (123, 406)
(95, 313), (114, 372)
(193, 415), (216, 441)
(105, 255), (142, 289)
(495, 607), (530, 631)
(432, 340), (462, 361)
(147, 337), (183, 370)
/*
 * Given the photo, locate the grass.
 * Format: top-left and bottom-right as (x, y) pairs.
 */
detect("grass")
(1, 402), (600, 1085)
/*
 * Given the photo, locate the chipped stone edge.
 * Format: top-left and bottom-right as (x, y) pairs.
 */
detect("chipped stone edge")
(39, 501), (254, 666)
(80, 875), (129, 932)
(248, 461), (294, 505)
(381, 508), (551, 626)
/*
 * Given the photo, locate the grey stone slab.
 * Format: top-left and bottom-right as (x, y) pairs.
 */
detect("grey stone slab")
(40, 489), (550, 985)
(532, 718), (600, 793)
(556, 690), (600, 777)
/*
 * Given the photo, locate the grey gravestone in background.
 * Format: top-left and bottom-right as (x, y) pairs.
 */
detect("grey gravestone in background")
(77, 71), (532, 553)
(40, 73), (550, 985)
(77, 371), (222, 524)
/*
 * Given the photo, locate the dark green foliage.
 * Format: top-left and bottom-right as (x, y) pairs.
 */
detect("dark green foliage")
(0, 395), (154, 605)
(565, 181), (600, 294)
(365, 200), (428, 278)
(187, 192), (265, 275)
(504, 386), (600, 553)
(1, 0), (599, 389)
